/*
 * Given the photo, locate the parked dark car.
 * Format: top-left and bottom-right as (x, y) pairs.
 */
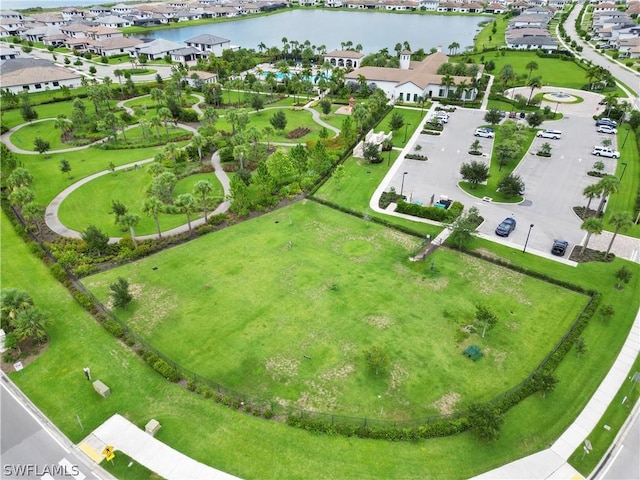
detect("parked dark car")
(519, 111), (526, 119)
(508, 111), (517, 118)
(495, 217), (517, 237)
(551, 240), (569, 257)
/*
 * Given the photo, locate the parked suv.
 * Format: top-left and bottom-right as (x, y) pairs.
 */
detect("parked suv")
(551, 240), (569, 257)
(591, 146), (620, 158)
(596, 125), (617, 134)
(536, 129), (562, 139)
(474, 127), (495, 138)
(495, 217), (516, 237)
(595, 118), (617, 128)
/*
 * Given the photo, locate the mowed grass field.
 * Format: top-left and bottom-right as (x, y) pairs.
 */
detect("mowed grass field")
(84, 201), (587, 419)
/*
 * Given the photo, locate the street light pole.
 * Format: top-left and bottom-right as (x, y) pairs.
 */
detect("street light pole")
(400, 171), (408, 198)
(620, 162), (628, 181)
(522, 224), (534, 253)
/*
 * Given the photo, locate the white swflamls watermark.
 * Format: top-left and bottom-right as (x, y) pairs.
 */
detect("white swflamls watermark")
(3, 463), (80, 477)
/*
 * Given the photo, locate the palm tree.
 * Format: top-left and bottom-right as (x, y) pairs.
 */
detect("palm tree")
(498, 64), (516, 92)
(580, 217), (603, 255)
(595, 175), (621, 217)
(583, 183), (602, 217)
(457, 80), (469, 104)
(158, 107), (172, 139)
(142, 196), (164, 238)
(13, 306), (49, 344)
(352, 102), (369, 134)
(441, 74), (455, 98)
(175, 193), (196, 234)
(54, 114), (73, 142)
(605, 211), (633, 256)
(448, 41), (460, 55)
(150, 88), (164, 109)
(22, 201), (44, 236)
(263, 125), (274, 150)
(525, 61), (539, 81)
(0, 289), (33, 323)
(194, 179), (213, 222)
(149, 116), (162, 139)
(527, 76), (542, 105)
(114, 69), (124, 95)
(191, 135), (206, 163)
(120, 213), (140, 247)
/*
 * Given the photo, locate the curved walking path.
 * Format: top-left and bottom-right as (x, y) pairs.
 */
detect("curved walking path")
(44, 150), (230, 242)
(1, 117), (199, 155)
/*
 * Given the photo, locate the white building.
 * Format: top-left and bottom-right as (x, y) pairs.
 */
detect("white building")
(184, 34), (231, 56)
(0, 58), (82, 93)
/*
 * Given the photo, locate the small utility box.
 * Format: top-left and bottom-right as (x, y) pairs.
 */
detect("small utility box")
(92, 380), (111, 398)
(145, 419), (161, 436)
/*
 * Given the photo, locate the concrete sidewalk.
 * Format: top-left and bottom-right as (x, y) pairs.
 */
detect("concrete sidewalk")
(472, 308), (640, 480)
(82, 414), (240, 480)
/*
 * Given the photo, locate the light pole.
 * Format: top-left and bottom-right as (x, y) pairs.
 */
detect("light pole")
(404, 123), (411, 143)
(555, 101), (559, 115)
(620, 162), (628, 181)
(400, 171), (408, 198)
(522, 224), (534, 253)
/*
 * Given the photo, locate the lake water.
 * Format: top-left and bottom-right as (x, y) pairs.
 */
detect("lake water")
(136, 10), (486, 55)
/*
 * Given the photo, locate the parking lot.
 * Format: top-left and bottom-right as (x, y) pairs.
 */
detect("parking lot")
(379, 89), (628, 259)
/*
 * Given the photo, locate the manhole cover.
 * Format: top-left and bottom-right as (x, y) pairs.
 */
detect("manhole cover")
(520, 200), (533, 207)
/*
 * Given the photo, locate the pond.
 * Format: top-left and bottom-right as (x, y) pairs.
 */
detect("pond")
(134, 10), (487, 56)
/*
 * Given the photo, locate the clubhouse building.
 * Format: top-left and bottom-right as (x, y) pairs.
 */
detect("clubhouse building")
(344, 50), (480, 103)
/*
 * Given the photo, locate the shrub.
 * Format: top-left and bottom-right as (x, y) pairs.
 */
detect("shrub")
(152, 358), (181, 382)
(103, 318), (125, 338)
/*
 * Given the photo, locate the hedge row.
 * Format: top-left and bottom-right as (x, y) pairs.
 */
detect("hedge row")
(395, 200), (464, 223)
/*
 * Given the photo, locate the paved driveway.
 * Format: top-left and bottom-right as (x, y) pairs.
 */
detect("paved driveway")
(387, 95), (624, 258)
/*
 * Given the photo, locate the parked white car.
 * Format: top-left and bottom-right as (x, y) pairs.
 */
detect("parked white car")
(474, 127), (495, 138)
(591, 146), (620, 158)
(536, 129), (562, 139)
(597, 125), (617, 134)
(435, 111), (449, 123)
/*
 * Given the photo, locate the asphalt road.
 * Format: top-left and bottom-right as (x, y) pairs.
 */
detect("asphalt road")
(391, 102), (609, 256)
(565, 1), (640, 100)
(1, 377), (100, 480)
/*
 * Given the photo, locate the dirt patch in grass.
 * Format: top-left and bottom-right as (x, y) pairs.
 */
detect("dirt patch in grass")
(431, 391), (461, 415)
(297, 381), (338, 412)
(128, 284), (176, 331)
(485, 347), (507, 369)
(320, 363), (355, 381)
(459, 256), (531, 305)
(475, 248), (509, 263)
(364, 315), (394, 329)
(418, 275), (449, 291)
(390, 363), (409, 391)
(265, 355), (300, 383)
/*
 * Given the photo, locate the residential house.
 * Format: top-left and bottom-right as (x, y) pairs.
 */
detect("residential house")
(98, 15), (133, 28)
(418, 0), (439, 10)
(111, 3), (134, 15)
(325, 0), (345, 6)
(593, 2), (618, 12)
(485, 3), (507, 14)
(90, 37), (143, 56)
(87, 26), (123, 41)
(345, 50), (479, 103)
(30, 13), (65, 26)
(0, 18), (24, 36)
(186, 70), (218, 87)
(132, 38), (183, 60)
(61, 8), (86, 21)
(506, 35), (558, 51)
(0, 58), (82, 93)
(185, 34), (231, 56)
(89, 6), (112, 16)
(171, 46), (207, 62)
(22, 25), (62, 43)
(0, 10), (23, 20)
(0, 46), (19, 60)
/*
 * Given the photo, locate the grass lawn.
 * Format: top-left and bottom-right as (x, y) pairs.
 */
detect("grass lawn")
(2, 99), (120, 130)
(310, 104), (349, 131)
(377, 107), (429, 148)
(107, 123), (192, 147)
(216, 107), (325, 142)
(84, 201), (587, 419)
(474, 16), (508, 50)
(57, 167), (222, 236)
(458, 122), (536, 202)
(603, 125), (640, 238)
(467, 51), (589, 90)
(3, 204), (639, 479)
(18, 143), (189, 206)
(567, 354), (640, 476)
(313, 151), (443, 238)
(10, 120), (68, 151)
